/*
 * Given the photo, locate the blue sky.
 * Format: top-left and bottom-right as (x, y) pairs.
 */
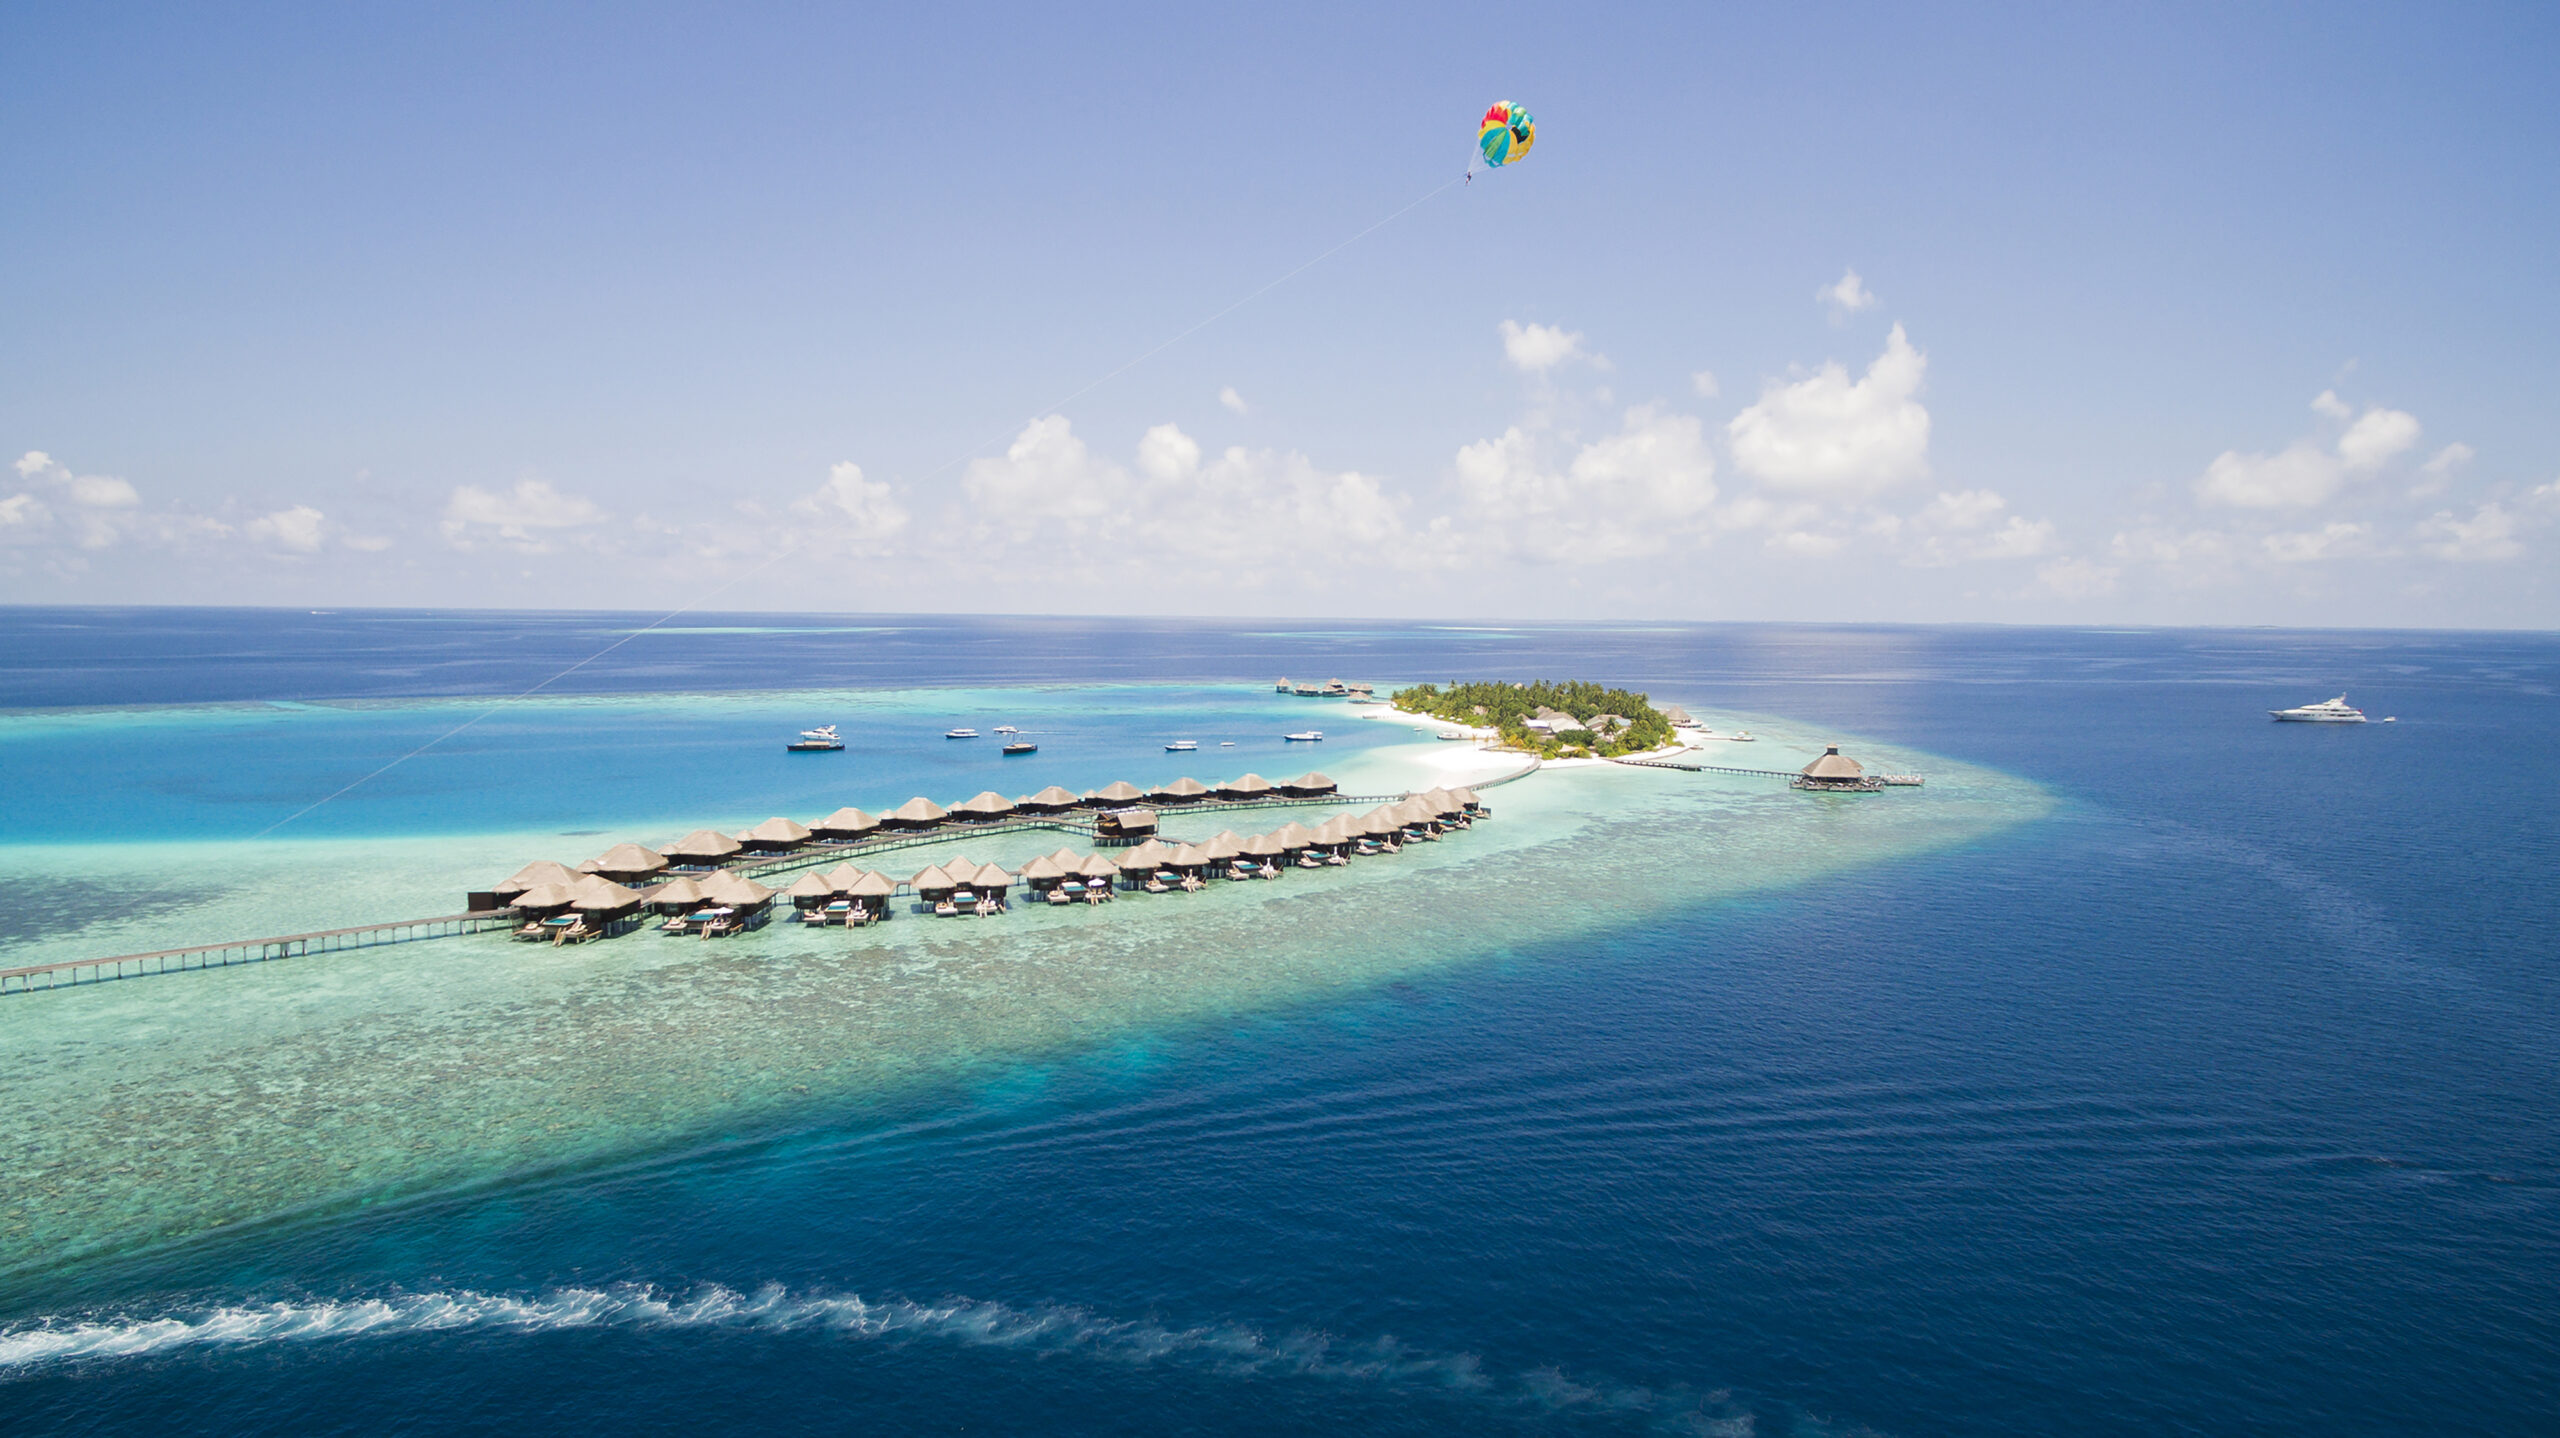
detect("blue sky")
(4, 2), (2554, 626)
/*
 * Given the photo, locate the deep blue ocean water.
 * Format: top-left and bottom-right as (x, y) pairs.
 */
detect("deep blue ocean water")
(3, 609), (2556, 1436)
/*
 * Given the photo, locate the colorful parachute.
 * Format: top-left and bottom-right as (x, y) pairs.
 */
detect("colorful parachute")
(1478, 101), (1535, 168)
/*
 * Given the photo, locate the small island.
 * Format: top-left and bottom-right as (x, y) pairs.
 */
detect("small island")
(1390, 679), (1677, 759)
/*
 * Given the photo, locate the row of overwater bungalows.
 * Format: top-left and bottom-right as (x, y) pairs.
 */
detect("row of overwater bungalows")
(478, 784), (1485, 937)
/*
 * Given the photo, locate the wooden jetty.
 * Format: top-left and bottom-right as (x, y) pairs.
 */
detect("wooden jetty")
(0, 911), (520, 996)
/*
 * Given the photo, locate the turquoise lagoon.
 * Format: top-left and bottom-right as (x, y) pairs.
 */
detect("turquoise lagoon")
(0, 682), (2047, 1293)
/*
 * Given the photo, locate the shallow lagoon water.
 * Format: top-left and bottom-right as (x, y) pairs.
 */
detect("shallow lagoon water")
(0, 698), (2041, 1289)
(2, 612), (2554, 1437)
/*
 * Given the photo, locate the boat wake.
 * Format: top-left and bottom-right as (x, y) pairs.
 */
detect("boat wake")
(0, 1282), (1828, 1431)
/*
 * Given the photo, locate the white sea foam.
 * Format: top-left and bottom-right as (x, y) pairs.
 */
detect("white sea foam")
(3, 1283), (1826, 1427)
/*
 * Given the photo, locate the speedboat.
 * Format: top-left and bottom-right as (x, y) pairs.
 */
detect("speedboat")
(1284, 731), (1324, 742)
(946, 728), (979, 739)
(1165, 740), (1197, 752)
(993, 725), (1019, 735)
(2270, 696), (2366, 723)
(1002, 741), (1037, 755)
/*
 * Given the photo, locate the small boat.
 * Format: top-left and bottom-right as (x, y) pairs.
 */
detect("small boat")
(993, 725), (1019, 734)
(1219, 740), (1236, 747)
(787, 724), (843, 752)
(2271, 696), (2366, 723)
(1165, 740), (1197, 752)
(946, 728), (979, 739)
(1002, 741), (1037, 755)
(1284, 731), (1324, 743)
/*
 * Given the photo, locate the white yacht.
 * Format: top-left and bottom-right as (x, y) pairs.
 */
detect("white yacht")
(945, 727), (979, 739)
(1284, 730), (1324, 743)
(993, 725), (1019, 735)
(2270, 696), (2366, 723)
(1165, 739), (1197, 752)
(798, 724), (839, 742)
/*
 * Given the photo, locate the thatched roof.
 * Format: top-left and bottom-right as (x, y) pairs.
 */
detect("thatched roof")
(965, 861), (1013, 888)
(1098, 807), (1157, 832)
(843, 870), (897, 898)
(696, 870), (773, 905)
(1802, 745), (1865, 780)
(1285, 771), (1336, 793)
(1217, 773), (1274, 796)
(644, 876), (709, 907)
(1269, 821), (1316, 847)
(1313, 815), (1357, 843)
(812, 806), (880, 835)
(1018, 855), (1064, 881)
(1421, 788), (1460, 815)
(952, 790), (1016, 816)
(1662, 704), (1695, 725)
(1122, 838), (1173, 865)
(1020, 785), (1080, 810)
(510, 881), (580, 910)
(1239, 833), (1285, 856)
(665, 829), (743, 859)
(887, 796), (948, 824)
(740, 816), (812, 846)
(1046, 846), (1083, 867)
(909, 863), (956, 890)
(1451, 787), (1480, 809)
(1076, 854), (1121, 879)
(1149, 776), (1210, 800)
(823, 863), (868, 891)
(1087, 780), (1145, 803)
(1394, 797), (1435, 825)
(1167, 844), (1211, 868)
(784, 872), (837, 900)
(587, 842), (668, 876)
(1199, 831), (1245, 861)
(496, 860), (580, 895)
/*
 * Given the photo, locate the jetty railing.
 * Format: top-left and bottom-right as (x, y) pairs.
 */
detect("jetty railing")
(0, 911), (520, 996)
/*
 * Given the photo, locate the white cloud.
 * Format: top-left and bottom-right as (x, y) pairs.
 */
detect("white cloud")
(962, 415), (1125, 537)
(1498, 319), (1600, 373)
(1451, 406), (1716, 562)
(2036, 557), (2120, 598)
(1691, 371), (1720, 399)
(2197, 392), (2427, 509)
(441, 478), (607, 550)
(0, 492), (45, 530)
(1218, 386), (1248, 415)
(1817, 266), (1877, 320)
(12, 451), (147, 547)
(789, 461), (910, 546)
(2417, 502), (2521, 561)
(2411, 442), (2473, 499)
(1916, 489), (2008, 532)
(2196, 441), (2343, 509)
(1767, 529), (1844, 557)
(1727, 324), (1931, 497)
(1902, 490), (2054, 565)
(2110, 526), (2237, 568)
(957, 416), (1423, 577)
(245, 505), (328, 553)
(1136, 423), (1201, 484)
(2337, 406), (2420, 471)
(2261, 521), (2373, 563)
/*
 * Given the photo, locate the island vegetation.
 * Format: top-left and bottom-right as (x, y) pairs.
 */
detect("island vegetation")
(1390, 679), (1676, 759)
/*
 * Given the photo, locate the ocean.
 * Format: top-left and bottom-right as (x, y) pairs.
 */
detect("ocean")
(0, 609), (2553, 1436)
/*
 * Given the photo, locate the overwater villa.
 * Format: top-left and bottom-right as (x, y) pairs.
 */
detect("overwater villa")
(737, 816), (813, 852)
(665, 829), (745, 866)
(812, 807), (881, 841)
(1793, 745), (1882, 792)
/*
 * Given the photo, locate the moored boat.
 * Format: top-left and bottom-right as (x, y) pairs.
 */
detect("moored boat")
(945, 727), (979, 739)
(1002, 741), (1037, 755)
(1284, 730), (1324, 742)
